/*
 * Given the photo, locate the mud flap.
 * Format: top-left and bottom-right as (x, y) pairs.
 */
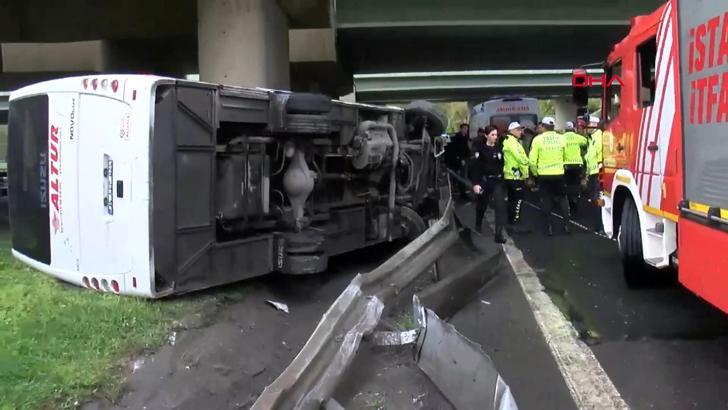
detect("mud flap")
(413, 297), (518, 410)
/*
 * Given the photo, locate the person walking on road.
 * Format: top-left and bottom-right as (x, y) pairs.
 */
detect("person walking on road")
(445, 123), (471, 200)
(563, 121), (588, 216)
(503, 122), (530, 226)
(528, 117), (571, 236)
(584, 116), (605, 235)
(471, 125), (507, 243)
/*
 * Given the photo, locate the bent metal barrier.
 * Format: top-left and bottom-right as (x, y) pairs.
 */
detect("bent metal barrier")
(252, 186), (517, 409)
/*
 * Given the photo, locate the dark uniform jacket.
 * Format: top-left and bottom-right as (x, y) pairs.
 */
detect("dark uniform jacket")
(470, 139), (504, 185)
(445, 132), (470, 170)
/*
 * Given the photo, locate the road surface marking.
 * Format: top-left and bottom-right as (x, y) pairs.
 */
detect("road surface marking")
(493, 211), (629, 409)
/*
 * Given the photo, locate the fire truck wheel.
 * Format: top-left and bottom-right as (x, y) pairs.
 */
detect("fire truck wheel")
(619, 197), (652, 287)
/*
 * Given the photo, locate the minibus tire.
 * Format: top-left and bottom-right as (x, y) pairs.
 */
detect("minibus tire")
(405, 100), (447, 137)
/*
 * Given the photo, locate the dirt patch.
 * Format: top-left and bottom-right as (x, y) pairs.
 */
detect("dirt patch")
(82, 244), (398, 410)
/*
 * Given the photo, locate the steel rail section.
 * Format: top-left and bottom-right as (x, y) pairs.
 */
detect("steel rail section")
(412, 296), (518, 410)
(252, 191), (457, 409)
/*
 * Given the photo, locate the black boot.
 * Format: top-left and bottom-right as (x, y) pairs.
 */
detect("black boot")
(564, 223), (571, 234)
(546, 225), (554, 236)
(569, 201), (579, 217)
(494, 232), (506, 244)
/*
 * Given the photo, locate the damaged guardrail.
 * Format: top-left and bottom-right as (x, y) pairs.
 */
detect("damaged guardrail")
(410, 296), (517, 410)
(253, 185), (516, 409)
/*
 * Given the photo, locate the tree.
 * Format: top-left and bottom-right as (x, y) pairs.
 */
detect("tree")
(538, 100), (555, 118)
(587, 98), (602, 115)
(436, 102), (470, 133)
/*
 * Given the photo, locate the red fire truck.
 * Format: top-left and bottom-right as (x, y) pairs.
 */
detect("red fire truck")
(596, 0), (728, 312)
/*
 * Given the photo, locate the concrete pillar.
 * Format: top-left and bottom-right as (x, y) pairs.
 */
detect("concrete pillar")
(198, 0), (290, 89)
(553, 96), (578, 131)
(289, 29), (336, 63)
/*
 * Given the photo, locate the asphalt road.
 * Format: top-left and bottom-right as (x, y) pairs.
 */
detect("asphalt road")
(510, 196), (728, 409)
(451, 202), (577, 410)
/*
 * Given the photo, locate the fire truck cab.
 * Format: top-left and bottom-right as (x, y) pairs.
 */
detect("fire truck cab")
(599, 0), (728, 313)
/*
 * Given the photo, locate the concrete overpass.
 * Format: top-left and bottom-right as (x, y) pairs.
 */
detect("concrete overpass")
(335, 0), (663, 73)
(353, 69), (605, 104)
(0, 0), (664, 97)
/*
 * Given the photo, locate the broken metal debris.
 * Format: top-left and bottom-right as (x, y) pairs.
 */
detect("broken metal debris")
(253, 196), (518, 409)
(412, 393), (427, 404)
(414, 302), (518, 410)
(131, 357), (145, 373)
(266, 300), (290, 314)
(371, 329), (419, 346)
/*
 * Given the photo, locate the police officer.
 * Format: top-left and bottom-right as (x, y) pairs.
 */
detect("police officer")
(584, 116), (605, 234)
(471, 125), (507, 243)
(535, 121), (546, 135)
(528, 117), (571, 236)
(503, 122), (530, 225)
(562, 121), (588, 215)
(520, 120), (537, 154)
(445, 123), (471, 200)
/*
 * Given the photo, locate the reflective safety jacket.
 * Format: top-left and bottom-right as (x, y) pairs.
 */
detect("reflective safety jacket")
(563, 131), (588, 166)
(585, 129), (604, 176)
(528, 131), (566, 176)
(502, 134), (529, 180)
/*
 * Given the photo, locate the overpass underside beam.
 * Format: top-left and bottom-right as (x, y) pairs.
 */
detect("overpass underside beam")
(354, 69), (604, 104)
(0, 38), (198, 90)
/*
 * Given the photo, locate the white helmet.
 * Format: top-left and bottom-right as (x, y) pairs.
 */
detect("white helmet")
(541, 117), (556, 126)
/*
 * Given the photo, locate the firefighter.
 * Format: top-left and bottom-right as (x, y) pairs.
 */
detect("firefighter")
(445, 123), (472, 200)
(503, 122), (530, 226)
(471, 125), (507, 243)
(563, 120), (588, 216)
(584, 116), (605, 234)
(528, 117), (571, 236)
